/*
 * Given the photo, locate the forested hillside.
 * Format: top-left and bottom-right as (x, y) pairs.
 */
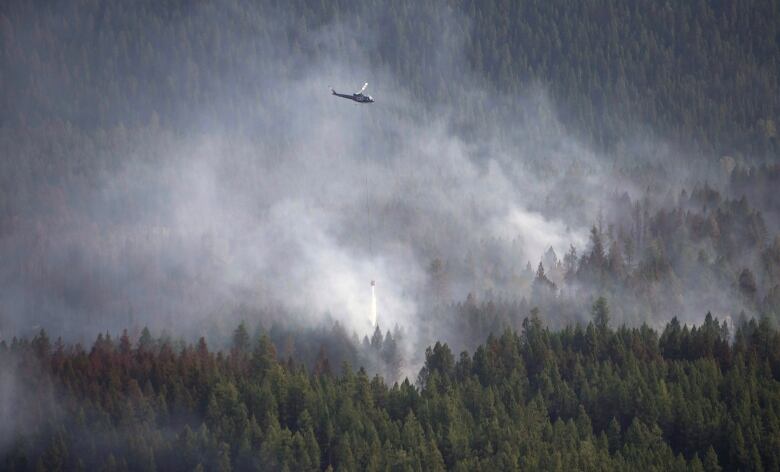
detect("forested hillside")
(2, 2), (780, 469)
(3, 304), (780, 471)
(3, 0), (779, 155)
(425, 179), (780, 344)
(2, 0), (779, 336)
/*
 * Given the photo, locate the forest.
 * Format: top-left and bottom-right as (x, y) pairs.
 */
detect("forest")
(2, 0), (780, 470)
(2, 0), (778, 156)
(1, 0), (778, 342)
(3, 302), (780, 471)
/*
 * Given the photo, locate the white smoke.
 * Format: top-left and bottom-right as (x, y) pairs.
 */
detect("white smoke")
(0, 1), (632, 346)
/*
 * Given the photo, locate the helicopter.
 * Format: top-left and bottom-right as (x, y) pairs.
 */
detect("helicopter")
(331, 82), (374, 103)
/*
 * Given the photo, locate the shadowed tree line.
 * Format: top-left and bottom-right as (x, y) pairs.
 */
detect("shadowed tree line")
(3, 298), (780, 471)
(422, 177), (780, 352)
(2, 0), (778, 156)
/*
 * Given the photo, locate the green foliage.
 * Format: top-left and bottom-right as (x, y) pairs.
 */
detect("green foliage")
(4, 316), (780, 470)
(2, 0), (778, 158)
(232, 322), (250, 355)
(591, 297), (610, 333)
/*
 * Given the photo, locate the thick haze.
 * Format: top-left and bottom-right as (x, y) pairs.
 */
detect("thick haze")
(0, 1), (752, 354)
(2, 1), (779, 465)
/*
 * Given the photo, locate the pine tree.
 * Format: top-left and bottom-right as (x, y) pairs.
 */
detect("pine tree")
(252, 332), (277, 377)
(607, 417), (621, 453)
(592, 297), (610, 334)
(233, 322), (250, 354)
(703, 446), (722, 472)
(138, 327), (154, 352)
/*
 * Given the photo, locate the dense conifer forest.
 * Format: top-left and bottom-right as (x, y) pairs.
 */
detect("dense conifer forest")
(3, 302), (780, 471)
(2, 0), (779, 155)
(2, 0), (779, 336)
(2, 0), (780, 470)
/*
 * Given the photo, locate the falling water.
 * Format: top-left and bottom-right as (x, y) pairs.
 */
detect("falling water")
(370, 280), (377, 328)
